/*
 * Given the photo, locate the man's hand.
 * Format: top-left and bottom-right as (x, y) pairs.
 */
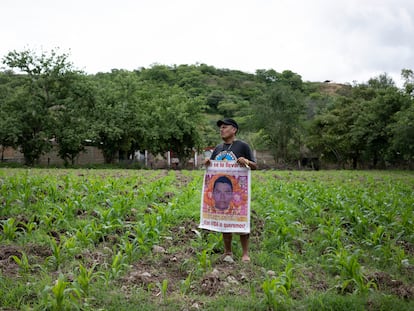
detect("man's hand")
(237, 157), (257, 170)
(237, 157), (250, 167)
(204, 158), (211, 166)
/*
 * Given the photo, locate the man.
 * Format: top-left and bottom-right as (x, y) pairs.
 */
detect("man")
(213, 175), (234, 211)
(205, 118), (257, 262)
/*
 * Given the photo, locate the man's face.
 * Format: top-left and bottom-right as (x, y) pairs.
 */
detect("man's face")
(219, 124), (237, 140)
(213, 182), (233, 210)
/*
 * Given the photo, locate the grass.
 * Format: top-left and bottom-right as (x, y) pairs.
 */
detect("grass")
(0, 168), (413, 310)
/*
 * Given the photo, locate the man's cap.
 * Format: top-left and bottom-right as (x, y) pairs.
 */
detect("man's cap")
(217, 118), (239, 130)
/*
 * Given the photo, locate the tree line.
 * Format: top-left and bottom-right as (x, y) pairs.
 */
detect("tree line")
(1, 49), (413, 168)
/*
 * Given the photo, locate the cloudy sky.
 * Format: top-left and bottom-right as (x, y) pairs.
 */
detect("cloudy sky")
(1, 0), (413, 86)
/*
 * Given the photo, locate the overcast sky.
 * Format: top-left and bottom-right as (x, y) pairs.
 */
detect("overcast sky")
(1, 0), (413, 86)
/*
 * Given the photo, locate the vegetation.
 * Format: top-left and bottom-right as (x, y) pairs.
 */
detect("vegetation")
(1, 49), (413, 168)
(0, 168), (413, 310)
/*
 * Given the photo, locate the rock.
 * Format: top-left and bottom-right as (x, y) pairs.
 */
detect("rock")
(152, 245), (166, 254)
(211, 268), (220, 278)
(141, 272), (152, 278)
(226, 275), (239, 284)
(223, 255), (234, 263)
(267, 270), (276, 277)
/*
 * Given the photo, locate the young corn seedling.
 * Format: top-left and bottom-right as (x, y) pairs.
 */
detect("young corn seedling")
(46, 236), (65, 270)
(100, 250), (128, 285)
(157, 279), (169, 302)
(73, 263), (97, 297)
(41, 273), (79, 311)
(196, 250), (211, 273)
(326, 247), (376, 294)
(51, 274), (69, 309)
(119, 235), (140, 264)
(22, 218), (37, 234)
(1, 218), (19, 240)
(262, 275), (291, 310)
(262, 253), (296, 309)
(11, 251), (31, 274)
(75, 223), (98, 246)
(180, 273), (192, 295)
(143, 213), (163, 242)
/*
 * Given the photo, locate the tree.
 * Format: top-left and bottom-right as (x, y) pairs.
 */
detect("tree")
(352, 75), (408, 168)
(2, 49), (77, 165)
(91, 70), (142, 163)
(307, 74), (411, 168)
(307, 96), (363, 168)
(253, 82), (305, 164)
(53, 73), (96, 165)
(401, 68), (414, 96)
(388, 102), (414, 167)
(0, 72), (21, 160)
(136, 84), (204, 165)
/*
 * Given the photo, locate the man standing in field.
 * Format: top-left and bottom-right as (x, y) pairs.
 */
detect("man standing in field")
(204, 118), (257, 262)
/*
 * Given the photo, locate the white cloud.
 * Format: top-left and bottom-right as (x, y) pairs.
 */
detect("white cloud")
(1, 0), (413, 86)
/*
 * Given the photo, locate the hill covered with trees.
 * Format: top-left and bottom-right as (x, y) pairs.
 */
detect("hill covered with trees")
(1, 49), (413, 169)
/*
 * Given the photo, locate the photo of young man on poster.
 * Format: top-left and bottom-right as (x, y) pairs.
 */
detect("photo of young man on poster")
(200, 161), (250, 233)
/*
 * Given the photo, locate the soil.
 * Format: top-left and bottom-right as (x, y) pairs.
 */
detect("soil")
(370, 271), (414, 299)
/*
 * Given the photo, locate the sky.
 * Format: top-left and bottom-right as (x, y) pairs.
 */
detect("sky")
(1, 0), (413, 87)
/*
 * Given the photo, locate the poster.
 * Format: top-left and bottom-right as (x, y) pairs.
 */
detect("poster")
(199, 160), (251, 233)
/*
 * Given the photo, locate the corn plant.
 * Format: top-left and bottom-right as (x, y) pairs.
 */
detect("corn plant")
(21, 217), (37, 234)
(119, 235), (140, 263)
(46, 237), (65, 270)
(262, 275), (291, 310)
(157, 279), (168, 301)
(11, 251), (31, 274)
(143, 213), (163, 242)
(1, 218), (19, 240)
(95, 207), (124, 237)
(196, 250), (211, 273)
(190, 230), (221, 255)
(100, 250), (128, 285)
(110, 250), (127, 278)
(367, 224), (387, 247)
(325, 247), (376, 294)
(180, 273), (192, 295)
(130, 214), (163, 255)
(73, 263), (97, 297)
(41, 274), (80, 311)
(74, 223), (99, 246)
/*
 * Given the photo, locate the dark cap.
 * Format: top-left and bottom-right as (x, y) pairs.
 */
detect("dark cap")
(217, 118), (239, 130)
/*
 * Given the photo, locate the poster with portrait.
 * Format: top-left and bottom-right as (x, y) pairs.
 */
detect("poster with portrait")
(199, 160), (251, 233)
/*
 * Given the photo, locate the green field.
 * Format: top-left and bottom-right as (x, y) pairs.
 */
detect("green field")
(1, 168), (413, 310)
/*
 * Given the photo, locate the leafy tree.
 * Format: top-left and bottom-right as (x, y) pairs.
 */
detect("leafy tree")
(352, 75), (408, 168)
(0, 72), (21, 160)
(2, 49), (77, 165)
(91, 70), (142, 163)
(136, 84), (205, 165)
(308, 96), (363, 168)
(387, 102), (414, 167)
(401, 68), (414, 96)
(173, 64), (207, 97)
(206, 90), (225, 111)
(53, 73), (96, 165)
(254, 82), (305, 163)
(308, 74), (412, 168)
(139, 64), (175, 84)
